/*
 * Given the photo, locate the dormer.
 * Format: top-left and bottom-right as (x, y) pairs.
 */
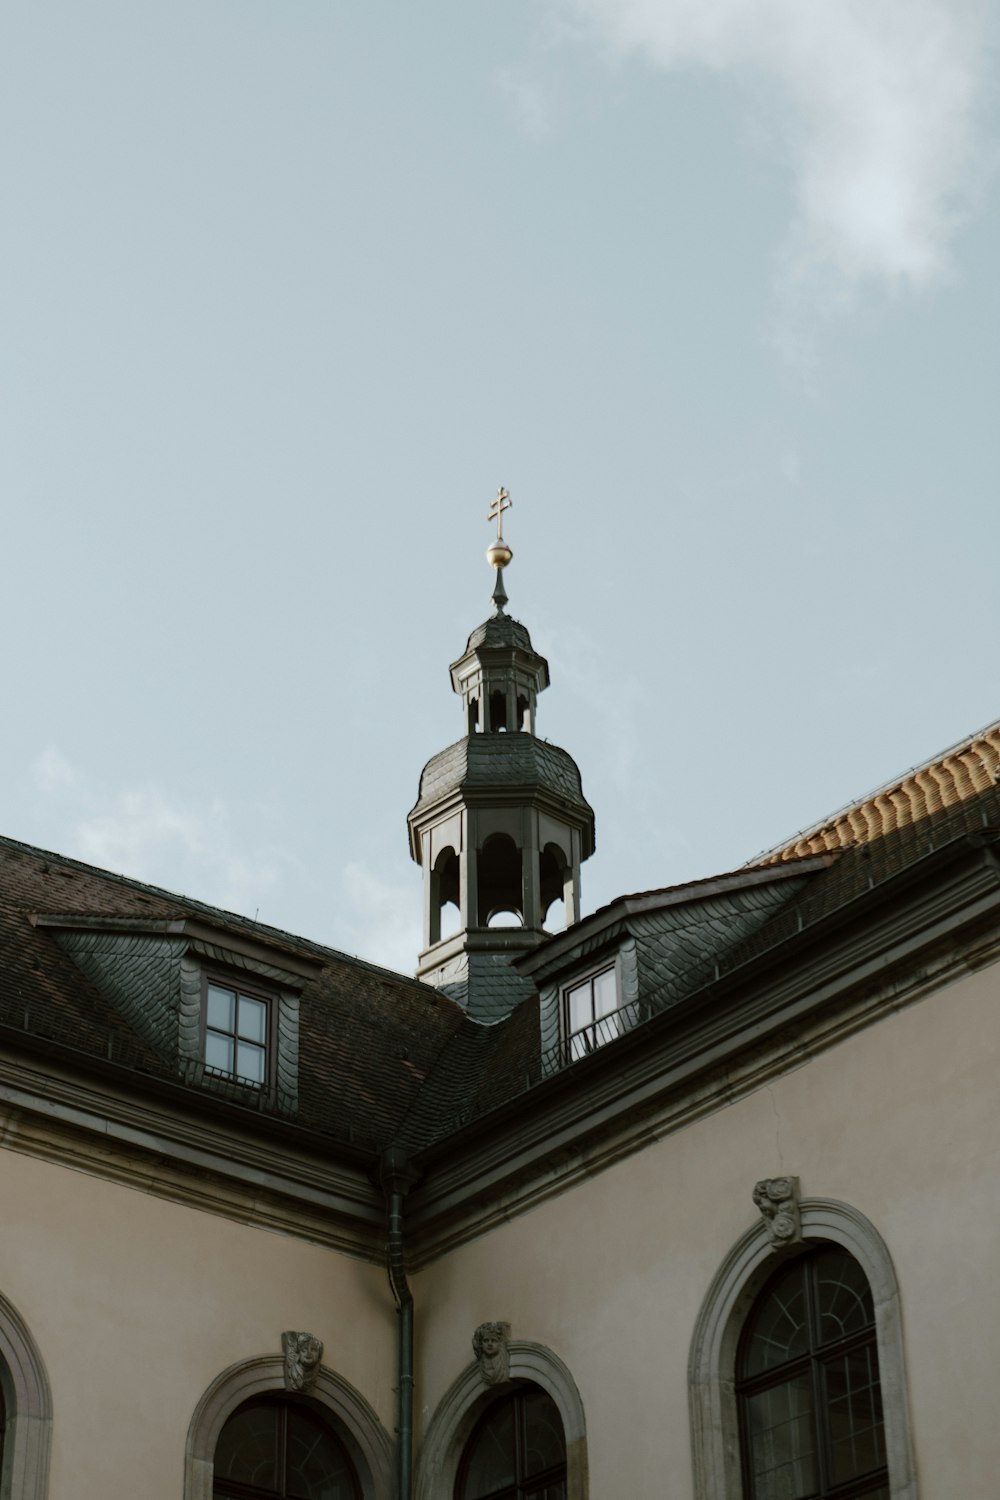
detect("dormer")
(30, 913), (321, 1113)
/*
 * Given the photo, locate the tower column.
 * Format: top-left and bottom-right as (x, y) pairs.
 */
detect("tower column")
(521, 809), (541, 931)
(423, 833), (438, 948)
(566, 829), (582, 926)
(460, 826), (479, 930)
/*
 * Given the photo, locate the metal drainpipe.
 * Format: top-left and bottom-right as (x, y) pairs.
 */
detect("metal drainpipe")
(380, 1147), (416, 1500)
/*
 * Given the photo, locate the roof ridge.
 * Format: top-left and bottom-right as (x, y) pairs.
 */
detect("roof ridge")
(745, 714), (1000, 866)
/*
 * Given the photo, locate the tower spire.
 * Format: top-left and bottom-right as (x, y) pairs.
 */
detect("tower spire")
(485, 486), (513, 615)
(406, 485), (596, 1019)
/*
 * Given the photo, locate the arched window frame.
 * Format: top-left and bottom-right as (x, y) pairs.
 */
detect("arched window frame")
(184, 1356), (393, 1500)
(415, 1341), (588, 1500)
(0, 1289), (52, 1500)
(688, 1199), (918, 1500)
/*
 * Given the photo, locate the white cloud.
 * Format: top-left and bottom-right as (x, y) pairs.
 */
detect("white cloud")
(496, 65), (553, 139)
(559, 0), (994, 293)
(31, 745), (79, 793)
(29, 748), (283, 920)
(331, 861), (422, 976)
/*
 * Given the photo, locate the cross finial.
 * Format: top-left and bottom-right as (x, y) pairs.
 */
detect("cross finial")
(487, 486), (512, 542)
(485, 486), (513, 615)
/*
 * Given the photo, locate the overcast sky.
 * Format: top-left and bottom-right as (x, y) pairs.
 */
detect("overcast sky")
(2, 1), (998, 972)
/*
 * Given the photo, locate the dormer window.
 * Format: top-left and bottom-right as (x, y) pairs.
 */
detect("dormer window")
(203, 980), (271, 1086)
(564, 962), (620, 1060)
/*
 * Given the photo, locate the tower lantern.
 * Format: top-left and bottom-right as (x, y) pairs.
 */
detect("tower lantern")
(407, 489), (596, 1020)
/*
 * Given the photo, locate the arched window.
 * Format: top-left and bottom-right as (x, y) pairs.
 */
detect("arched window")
(455, 1385), (566, 1500)
(0, 1289), (52, 1500)
(688, 1200), (916, 1500)
(213, 1395), (361, 1500)
(736, 1244), (888, 1498)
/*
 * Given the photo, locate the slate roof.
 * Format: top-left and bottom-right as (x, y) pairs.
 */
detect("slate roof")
(3, 715), (1000, 1167)
(412, 736), (593, 819)
(0, 835), (478, 1154)
(462, 615), (537, 654)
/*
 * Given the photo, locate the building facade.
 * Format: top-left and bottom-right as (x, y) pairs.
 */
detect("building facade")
(1, 558), (999, 1498)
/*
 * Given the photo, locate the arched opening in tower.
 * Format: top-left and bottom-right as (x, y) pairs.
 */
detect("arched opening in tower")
(430, 846), (461, 944)
(478, 833), (523, 927)
(516, 694), (529, 732)
(489, 689), (508, 732)
(540, 841), (570, 933)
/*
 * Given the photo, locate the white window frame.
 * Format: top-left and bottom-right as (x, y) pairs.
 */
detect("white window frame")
(562, 959), (621, 1061)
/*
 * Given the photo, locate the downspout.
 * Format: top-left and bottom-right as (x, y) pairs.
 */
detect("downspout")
(380, 1147), (416, 1500)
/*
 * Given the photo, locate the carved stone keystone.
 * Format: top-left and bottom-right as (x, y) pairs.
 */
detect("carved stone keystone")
(281, 1331), (324, 1392)
(753, 1177), (802, 1248)
(472, 1321), (511, 1386)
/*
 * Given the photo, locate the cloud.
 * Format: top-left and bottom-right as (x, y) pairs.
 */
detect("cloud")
(29, 748), (283, 920)
(24, 749), (420, 968)
(71, 788), (282, 916)
(32, 746), (79, 793)
(558, 0), (995, 293)
(330, 861), (422, 976)
(496, 66), (553, 139)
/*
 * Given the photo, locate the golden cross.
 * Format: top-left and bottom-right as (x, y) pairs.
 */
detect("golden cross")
(487, 486), (512, 541)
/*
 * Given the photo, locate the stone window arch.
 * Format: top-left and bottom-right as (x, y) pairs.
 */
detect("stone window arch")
(184, 1356), (393, 1500)
(0, 1288), (53, 1500)
(688, 1199), (917, 1500)
(415, 1341), (588, 1500)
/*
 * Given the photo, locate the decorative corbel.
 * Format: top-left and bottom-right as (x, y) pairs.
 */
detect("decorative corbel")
(752, 1176), (802, 1249)
(472, 1321), (511, 1386)
(282, 1330), (324, 1392)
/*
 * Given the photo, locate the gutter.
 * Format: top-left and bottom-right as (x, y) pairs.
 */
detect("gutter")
(380, 1147), (418, 1500)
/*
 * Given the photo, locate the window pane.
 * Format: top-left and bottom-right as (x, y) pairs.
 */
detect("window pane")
(825, 1343), (886, 1485)
(214, 1402), (279, 1488)
(205, 1031), (234, 1075)
(238, 995), (267, 1043)
(742, 1261), (809, 1375)
(592, 967), (617, 1019)
(286, 1406), (359, 1500)
(745, 1375), (817, 1500)
(566, 983), (592, 1034)
(462, 1398), (516, 1499)
(207, 983), (235, 1032)
(814, 1247), (875, 1344)
(236, 1041), (266, 1085)
(521, 1389), (565, 1478)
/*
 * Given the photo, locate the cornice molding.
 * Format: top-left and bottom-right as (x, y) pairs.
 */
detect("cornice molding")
(402, 846), (1000, 1264)
(3, 839), (998, 1269)
(0, 1054), (385, 1260)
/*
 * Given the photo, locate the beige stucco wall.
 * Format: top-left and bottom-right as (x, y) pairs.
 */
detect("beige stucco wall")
(1, 960), (996, 1497)
(414, 962), (1000, 1499)
(0, 1148), (396, 1500)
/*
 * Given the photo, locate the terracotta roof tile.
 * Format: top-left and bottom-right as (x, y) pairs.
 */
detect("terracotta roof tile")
(750, 719), (1000, 866)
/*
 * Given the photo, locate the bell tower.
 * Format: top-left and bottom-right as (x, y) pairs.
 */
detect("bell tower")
(408, 489), (595, 1020)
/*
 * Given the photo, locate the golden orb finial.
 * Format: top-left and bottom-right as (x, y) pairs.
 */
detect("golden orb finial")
(486, 486), (513, 570)
(485, 486), (513, 614)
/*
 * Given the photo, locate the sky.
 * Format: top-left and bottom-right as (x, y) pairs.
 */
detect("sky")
(2, 0), (998, 974)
